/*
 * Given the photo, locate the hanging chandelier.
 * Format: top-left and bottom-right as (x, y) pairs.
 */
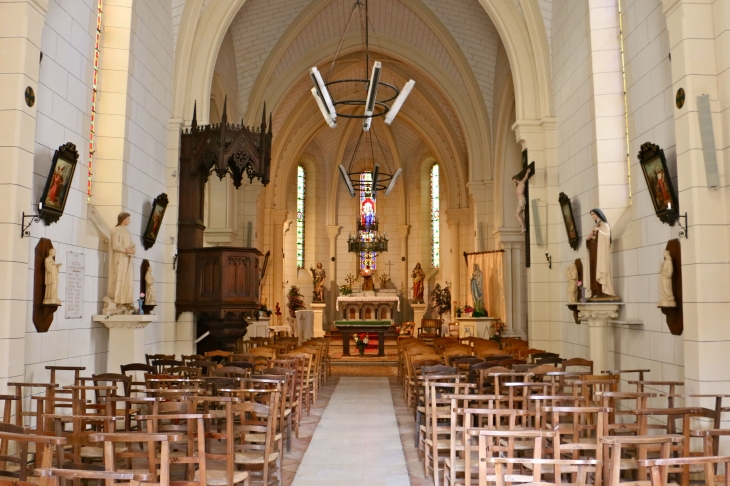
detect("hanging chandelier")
(308, 0), (414, 198)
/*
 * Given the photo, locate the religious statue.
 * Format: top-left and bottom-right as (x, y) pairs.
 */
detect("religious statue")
(470, 264), (485, 313)
(566, 262), (579, 304)
(144, 266), (157, 306)
(379, 272), (390, 288)
(412, 263), (425, 303)
(658, 250), (676, 307)
(43, 248), (62, 305)
(360, 264), (375, 292)
(103, 212), (136, 315)
(585, 208), (618, 300)
(513, 167), (531, 233)
(309, 263), (326, 302)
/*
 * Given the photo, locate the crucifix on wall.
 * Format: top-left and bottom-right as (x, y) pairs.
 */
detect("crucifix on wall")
(512, 151), (535, 267)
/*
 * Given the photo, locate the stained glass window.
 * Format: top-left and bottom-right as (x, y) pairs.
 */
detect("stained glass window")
(360, 171), (377, 270)
(296, 165), (305, 268)
(430, 163), (440, 268)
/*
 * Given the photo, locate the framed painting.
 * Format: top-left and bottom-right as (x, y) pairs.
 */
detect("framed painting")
(638, 142), (678, 225)
(38, 143), (79, 225)
(142, 193), (169, 250)
(558, 192), (580, 250)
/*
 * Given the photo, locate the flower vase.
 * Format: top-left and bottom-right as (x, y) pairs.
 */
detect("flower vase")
(138, 299), (144, 314)
(357, 345), (365, 357)
(580, 288), (587, 303)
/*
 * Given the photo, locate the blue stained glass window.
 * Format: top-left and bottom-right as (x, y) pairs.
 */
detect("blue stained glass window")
(296, 165), (305, 268)
(360, 172), (376, 270)
(431, 163), (440, 268)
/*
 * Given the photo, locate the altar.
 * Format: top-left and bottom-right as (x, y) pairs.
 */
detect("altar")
(333, 320), (392, 356)
(336, 293), (400, 322)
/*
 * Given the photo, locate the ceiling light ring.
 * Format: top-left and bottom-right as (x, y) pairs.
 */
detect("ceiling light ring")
(324, 79), (400, 119)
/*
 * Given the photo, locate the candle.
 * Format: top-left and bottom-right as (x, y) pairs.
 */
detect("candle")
(667, 202), (672, 210)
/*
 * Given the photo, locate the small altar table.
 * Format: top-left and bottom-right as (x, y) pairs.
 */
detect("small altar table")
(334, 320), (392, 357)
(336, 295), (400, 321)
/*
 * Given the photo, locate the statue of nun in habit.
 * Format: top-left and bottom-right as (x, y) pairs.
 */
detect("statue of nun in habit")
(585, 208), (619, 301)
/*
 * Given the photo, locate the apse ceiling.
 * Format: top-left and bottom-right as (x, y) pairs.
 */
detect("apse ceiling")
(217, 0), (504, 182)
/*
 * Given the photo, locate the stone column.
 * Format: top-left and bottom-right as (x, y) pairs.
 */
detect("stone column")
(660, 0), (730, 396)
(447, 210), (468, 320)
(93, 315), (157, 374)
(326, 225), (340, 325)
(397, 225), (410, 320)
(412, 303), (427, 336)
(495, 229), (526, 338)
(577, 303), (620, 374)
(0, 0), (48, 389)
(271, 210), (288, 310)
(311, 303), (326, 338)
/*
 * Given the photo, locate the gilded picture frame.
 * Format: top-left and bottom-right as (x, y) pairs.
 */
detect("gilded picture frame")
(558, 192), (580, 251)
(638, 142), (679, 226)
(38, 143), (79, 225)
(142, 193), (169, 250)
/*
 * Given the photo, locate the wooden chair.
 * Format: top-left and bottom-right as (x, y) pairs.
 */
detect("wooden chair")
(145, 354), (175, 366)
(542, 406), (610, 486)
(232, 390), (282, 486)
(562, 358), (594, 374)
(136, 412), (211, 483)
(470, 429), (556, 486)
(599, 435), (683, 486)
(35, 468), (153, 485)
(485, 457), (601, 486)
(6, 383), (59, 430)
(181, 354), (205, 365)
(423, 382), (475, 486)
(0, 427), (67, 485)
(640, 456), (730, 486)
(258, 368), (298, 451)
(120, 363), (156, 395)
(187, 360), (219, 377)
(419, 319), (442, 341)
(204, 350), (233, 364)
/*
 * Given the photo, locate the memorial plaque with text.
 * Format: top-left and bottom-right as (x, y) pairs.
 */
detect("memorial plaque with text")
(65, 251), (85, 319)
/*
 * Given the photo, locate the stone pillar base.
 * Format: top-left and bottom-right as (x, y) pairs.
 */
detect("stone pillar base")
(94, 315), (157, 374)
(311, 303), (326, 338)
(412, 303), (427, 336)
(577, 303), (620, 374)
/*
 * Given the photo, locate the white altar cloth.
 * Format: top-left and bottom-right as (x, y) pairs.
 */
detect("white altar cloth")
(336, 295), (401, 311)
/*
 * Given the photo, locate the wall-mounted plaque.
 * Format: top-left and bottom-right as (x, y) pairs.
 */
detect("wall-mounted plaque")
(38, 143), (79, 225)
(65, 251), (85, 319)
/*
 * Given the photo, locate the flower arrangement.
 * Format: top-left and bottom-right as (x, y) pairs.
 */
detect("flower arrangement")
(353, 333), (370, 356)
(577, 280), (586, 303)
(286, 286), (305, 317)
(464, 305), (474, 314)
(340, 273), (356, 295)
(274, 303), (282, 316)
(454, 303), (462, 318)
(259, 304), (273, 317)
(431, 283), (452, 317)
(339, 285), (353, 296)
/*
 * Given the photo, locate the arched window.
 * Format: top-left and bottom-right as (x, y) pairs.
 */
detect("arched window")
(430, 163), (440, 268)
(296, 165), (305, 268)
(360, 171), (376, 269)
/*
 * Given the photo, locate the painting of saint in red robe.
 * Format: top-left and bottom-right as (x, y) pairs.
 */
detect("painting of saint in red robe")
(44, 159), (73, 209)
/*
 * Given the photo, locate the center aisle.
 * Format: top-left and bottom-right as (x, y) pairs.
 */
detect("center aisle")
(292, 377), (410, 486)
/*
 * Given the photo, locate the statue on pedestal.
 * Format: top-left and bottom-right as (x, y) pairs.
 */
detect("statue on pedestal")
(360, 264), (374, 292)
(144, 266), (157, 305)
(310, 263), (326, 302)
(103, 212), (136, 315)
(412, 263), (425, 303)
(470, 264), (485, 313)
(43, 248), (62, 305)
(658, 250), (676, 307)
(513, 168), (531, 233)
(585, 208), (618, 300)
(566, 262), (579, 304)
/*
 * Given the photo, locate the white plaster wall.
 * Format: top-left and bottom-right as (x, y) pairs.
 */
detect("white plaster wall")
(551, 0), (683, 383)
(23, 0), (174, 389)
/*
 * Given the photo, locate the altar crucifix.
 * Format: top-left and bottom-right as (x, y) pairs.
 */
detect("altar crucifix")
(512, 151), (535, 267)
